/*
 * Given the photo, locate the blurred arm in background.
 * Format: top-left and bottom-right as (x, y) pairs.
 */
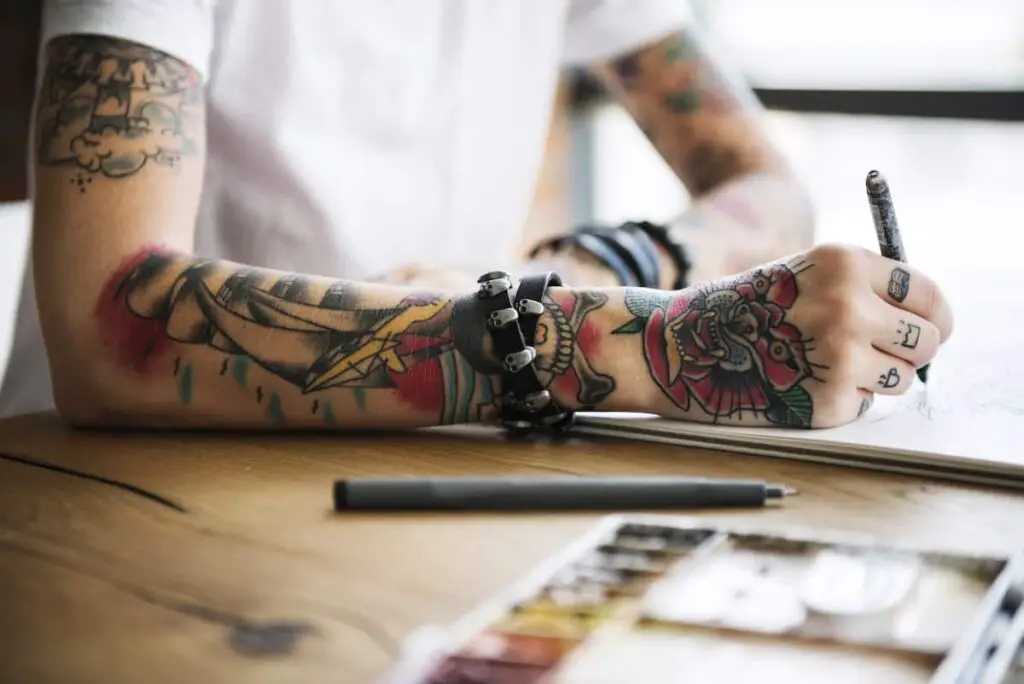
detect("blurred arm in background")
(382, 22), (816, 292)
(575, 24), (817, 287)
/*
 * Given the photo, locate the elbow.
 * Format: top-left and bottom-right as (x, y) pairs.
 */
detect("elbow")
(50, 359), (124, 428)
(36, 246), (196, 428)
(37, 262), (164, 428)
(55, 401), (114, 430)
(47, 326), (185, 430)
(43, 318), (132, 428)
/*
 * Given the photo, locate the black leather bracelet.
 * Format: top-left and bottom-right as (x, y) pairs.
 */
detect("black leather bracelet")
(528, 232), (634, 286)
(475, 271), (574, 432)
(573, 233), (635, 286)
(601, 224), (662, 288)
(579, 226), (656, 288)
(528, 223), (664, 289)
(629, 220), (692, 290)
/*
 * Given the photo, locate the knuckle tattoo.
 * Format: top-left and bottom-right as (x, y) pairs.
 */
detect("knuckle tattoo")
(878, 366), (901, 390)
(857, 396), (872, 417)
(896, 319), (921, 350)
(888, 267), (911, 302)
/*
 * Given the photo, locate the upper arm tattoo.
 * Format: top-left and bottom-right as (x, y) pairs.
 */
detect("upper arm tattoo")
(35, 35), (202, 187)
(594, 29), (777, 196)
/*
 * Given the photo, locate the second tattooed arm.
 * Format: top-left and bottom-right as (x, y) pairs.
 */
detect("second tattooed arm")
(585, 26), (815, 285)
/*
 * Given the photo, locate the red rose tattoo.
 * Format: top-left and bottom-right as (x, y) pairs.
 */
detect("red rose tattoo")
(615, 262), (818, 427)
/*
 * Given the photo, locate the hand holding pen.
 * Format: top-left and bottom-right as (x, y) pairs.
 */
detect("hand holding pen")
(865, 170), (936, 384)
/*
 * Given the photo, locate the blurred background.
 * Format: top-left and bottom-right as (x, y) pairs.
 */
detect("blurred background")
(2, 0), (1024, 382)
(523, 0), (1024, 271)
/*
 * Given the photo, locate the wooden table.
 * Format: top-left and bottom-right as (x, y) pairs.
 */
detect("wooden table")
(1, 412), (1023, 683)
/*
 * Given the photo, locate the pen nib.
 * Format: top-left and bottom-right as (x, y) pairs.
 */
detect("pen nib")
(766, 484), (799, 499)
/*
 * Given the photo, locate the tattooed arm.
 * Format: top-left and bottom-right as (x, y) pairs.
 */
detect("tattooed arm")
(53, 245), (951, 431)
(586, 27), (815, 285)
(26, 34), (647, 429)
(31, 37), (951, 431)
(79, 249), (656, 429)
(31, 34), (207, 421)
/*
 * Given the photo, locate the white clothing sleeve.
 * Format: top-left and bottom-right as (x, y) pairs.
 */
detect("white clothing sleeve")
(562, 0), (693, 65)
(41, 0), (215, 80)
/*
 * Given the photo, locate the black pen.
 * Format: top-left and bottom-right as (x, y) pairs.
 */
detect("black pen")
(865, 170), (929, 383)
(332, 476), (797, 512)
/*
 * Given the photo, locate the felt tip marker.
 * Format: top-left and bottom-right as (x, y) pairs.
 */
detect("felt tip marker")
(332, 476), (797, 512)
(866, 169), (930, 384)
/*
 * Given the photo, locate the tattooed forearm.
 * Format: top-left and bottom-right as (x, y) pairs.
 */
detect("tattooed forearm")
(35, 35), (202, 185)
(91, 248), (616, 427)
(613, 259), (821, 428)
(591, 28), (779, 197)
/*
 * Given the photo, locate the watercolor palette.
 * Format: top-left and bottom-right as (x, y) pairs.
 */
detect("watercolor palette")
(402, 516), (1024, 684)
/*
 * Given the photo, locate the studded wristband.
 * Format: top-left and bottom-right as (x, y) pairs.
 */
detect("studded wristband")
(475, 270), (574, 432)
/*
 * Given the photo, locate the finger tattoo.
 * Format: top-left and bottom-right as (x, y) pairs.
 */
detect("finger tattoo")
(897, 320), (921, 349)
(857, 397), (872, 416)
(888, 267), (910, 302)
(878, 367), (901, 389)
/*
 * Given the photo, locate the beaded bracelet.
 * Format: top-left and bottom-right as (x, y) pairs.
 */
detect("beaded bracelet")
(475, 270), (574, 432)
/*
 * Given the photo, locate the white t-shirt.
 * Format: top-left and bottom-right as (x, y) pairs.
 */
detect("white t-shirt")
(0, 0), (691, 419)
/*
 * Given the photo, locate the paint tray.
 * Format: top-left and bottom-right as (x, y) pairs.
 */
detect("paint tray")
(392, 515), (1024, 683)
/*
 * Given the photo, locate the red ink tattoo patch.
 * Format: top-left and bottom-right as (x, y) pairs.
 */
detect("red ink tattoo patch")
(545, 291), (614, 407)
(93, 246), (177, 374)
(390, 357), (445, 413)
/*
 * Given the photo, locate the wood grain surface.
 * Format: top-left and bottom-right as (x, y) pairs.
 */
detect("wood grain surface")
(1, 411), (1023, 683)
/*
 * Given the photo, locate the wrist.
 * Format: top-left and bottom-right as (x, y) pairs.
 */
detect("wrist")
(460, 269), (675, 429)
(539, 285), (666, 414)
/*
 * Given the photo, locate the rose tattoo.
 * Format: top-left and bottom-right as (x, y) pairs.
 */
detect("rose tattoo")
(615, 262), (817, 427)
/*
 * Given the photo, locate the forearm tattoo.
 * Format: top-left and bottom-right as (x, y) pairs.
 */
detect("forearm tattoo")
(93, 249), (615, 425)
(598, 29), (775, 197)
(614, 259), (823, 427)
(35, 35), (202, 186)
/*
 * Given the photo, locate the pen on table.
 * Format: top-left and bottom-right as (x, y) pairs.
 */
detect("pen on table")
(865, 169), (930, 383)
(332, 476), (798, 512)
